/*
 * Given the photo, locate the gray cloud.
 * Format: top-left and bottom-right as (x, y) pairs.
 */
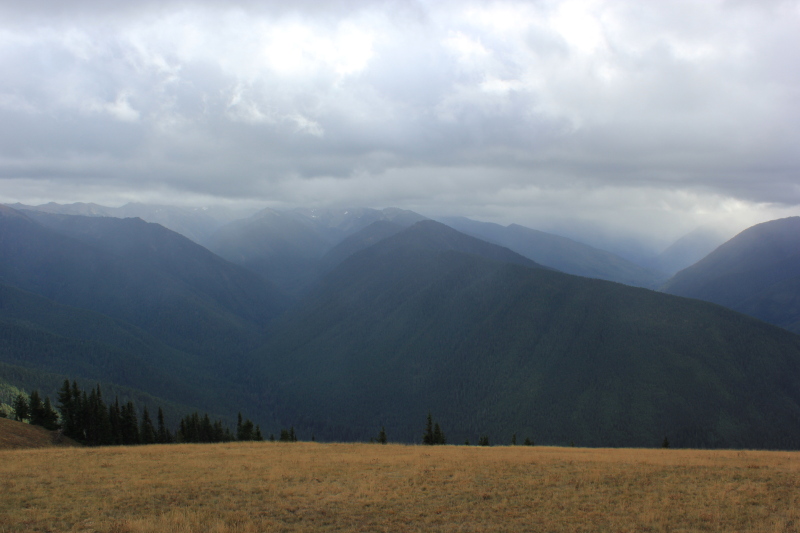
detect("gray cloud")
(1, 0), (799, 246)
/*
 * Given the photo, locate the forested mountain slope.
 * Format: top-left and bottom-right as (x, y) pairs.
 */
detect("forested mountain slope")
(662, 217), (800, 334)
(0, 206), (287, 423)
(3, 208), (286, 356)
(256, 221), (800, 448)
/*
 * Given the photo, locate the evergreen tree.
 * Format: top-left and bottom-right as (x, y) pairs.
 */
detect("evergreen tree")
(423, 412), (434, 445)
(478, 435), (490, 446)
(91, 387), (113, 445)
(120, 401), (140, 445)
(524, 437), (533, 446)
(378, 426), (387, 444)
(156, 407), (171, 444)
(140, 407), (156, 445)
(433, 423), (446, 445)
(41, 397), (60, 430)
(238, 416), (255, 441)
(254, 425), (263, 441)
(108, 398), (123, 445)
(57, 380), (75, 437)
(28, 390), (44, 426)
(511, 433), (517, 446)
(13, 393), (28, 422)
(76, 390), (90, 443)
(200, 414), (213, 442)
(423, 413), (446, 445)
(662, 436), (670, 449)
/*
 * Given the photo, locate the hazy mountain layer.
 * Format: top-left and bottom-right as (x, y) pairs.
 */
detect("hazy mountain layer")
(6, 202), (252, 245)
(662, 217), (800, 334)
(207, 207), (427, 295)
(646, 227), (730, 276)
(440, 217), (666, 288)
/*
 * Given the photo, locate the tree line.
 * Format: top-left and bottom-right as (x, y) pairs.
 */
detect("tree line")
(4, 383), (547, 448)
(7, 381), (269, 446)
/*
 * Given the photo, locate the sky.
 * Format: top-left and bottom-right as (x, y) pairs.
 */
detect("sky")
(1, 0), (799, 250)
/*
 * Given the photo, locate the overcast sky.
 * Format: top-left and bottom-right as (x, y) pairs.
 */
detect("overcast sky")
(1, 0), (799, 247)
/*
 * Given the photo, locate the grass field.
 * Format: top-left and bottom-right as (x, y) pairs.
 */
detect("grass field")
(1, 441), (799, 532)
(0, 417), (79, 450)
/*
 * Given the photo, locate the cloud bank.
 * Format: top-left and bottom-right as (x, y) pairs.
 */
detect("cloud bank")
(1, 0), (799, 246)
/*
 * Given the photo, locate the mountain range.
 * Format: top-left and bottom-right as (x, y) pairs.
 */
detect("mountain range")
(2, 203), (800, 448)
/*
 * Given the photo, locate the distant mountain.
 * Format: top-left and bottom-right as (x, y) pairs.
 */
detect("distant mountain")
(439, 217), (666, 288)
(207, 207), (427, 295)
(646, 227), (730, 276)
(6, 202), (254, 245)
(319, 220), (406, 272)
(662, 217), (800, 334)
(256, 220), (800, 448)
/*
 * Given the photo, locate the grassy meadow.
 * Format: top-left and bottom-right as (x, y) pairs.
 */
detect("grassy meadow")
(1, 441), (799, 532)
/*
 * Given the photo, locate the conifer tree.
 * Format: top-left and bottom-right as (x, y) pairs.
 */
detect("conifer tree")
(28, 390), (44, 426)
(423, 412), (434, 445)
(423, 413), (446, 445)
(662, 436), (670, 449)
(108, 398), (122, 445)
(140, 407), (156, 445)
(511, 433), (517, 446)
(156, 407), (171, 444)
(120, 401), (140, 445)
(254, 425), (263, 441)
(91, 387), (113, 446)
(433, 423), (446, 445)
(13, 393), (28, 422)
(57, 380), (75, 437)
(378, 426), (387, 444)
(41, 397), (59, 430)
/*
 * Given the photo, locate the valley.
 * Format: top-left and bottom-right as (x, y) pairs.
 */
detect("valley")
(2, 202), (800, 450)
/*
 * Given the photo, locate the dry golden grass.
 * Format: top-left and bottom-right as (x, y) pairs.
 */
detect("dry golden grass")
(1, 441), (799, 532)
(0, 418), (79, 450)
